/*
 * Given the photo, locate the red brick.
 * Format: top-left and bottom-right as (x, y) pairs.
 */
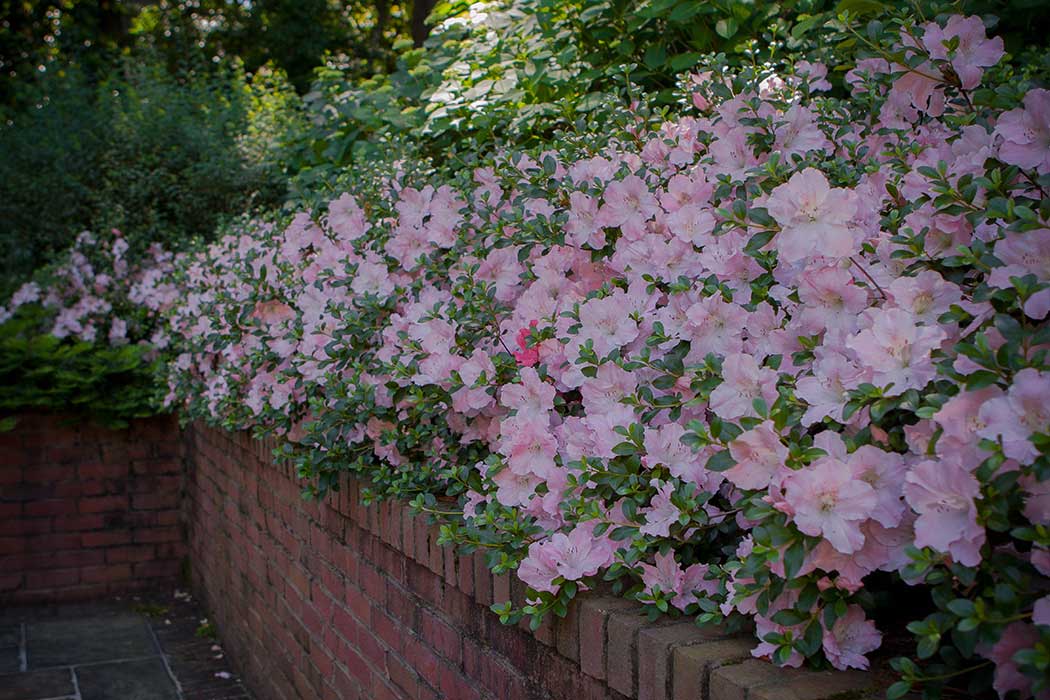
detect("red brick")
(80, 564), (132, 584)
(133, 526), (180, 544)
(555, 598), (582, 663)
(82, 530), (132, 548)
(710, 659), (783, 700)
(420, 609), (461, 664)
(638, 622), (725, 700)
(53, 514), (104, 532)
(24, 499), (70, 517)
(106, 545), (157, 563)
(79, 495), (128, 514)
(672, 638), (753, 700)
(78, 462), (128, 480)
(385, 652), (420, 699)
(578, 596), (638, 680)
(606, 609), (652, 696)
(25, 568), (79, 589)
(132, 492), (173, 511)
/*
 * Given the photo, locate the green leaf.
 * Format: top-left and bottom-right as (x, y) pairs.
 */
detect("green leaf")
(714, 17), (739, 39)
(705, 450), (736, 472)
(886, 681), (913, 700)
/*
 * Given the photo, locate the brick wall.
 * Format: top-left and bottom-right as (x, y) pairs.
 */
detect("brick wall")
(0, 414), (185, 604)
(184, 423), (884, 700)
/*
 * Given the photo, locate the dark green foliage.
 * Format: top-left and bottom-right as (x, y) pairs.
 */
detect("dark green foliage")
(0, 308), (163, 429)
(0, 55), (305, 295)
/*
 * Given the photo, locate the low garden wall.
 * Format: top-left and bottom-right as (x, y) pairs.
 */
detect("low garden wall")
(0, 414), (184, 603)
(1, 415), (885, 698)
(183, 422), (883, 700)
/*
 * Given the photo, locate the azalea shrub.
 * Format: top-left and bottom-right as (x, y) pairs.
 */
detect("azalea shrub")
(8, 6), (1050, 700)
(0, 231), (177, 427)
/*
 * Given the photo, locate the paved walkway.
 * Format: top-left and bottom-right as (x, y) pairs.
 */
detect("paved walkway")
(0, 590), (251, 700)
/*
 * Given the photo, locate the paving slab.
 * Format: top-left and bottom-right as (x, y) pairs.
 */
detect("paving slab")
(77, 657), (178, 700)
(27, 614), (156, 668)
(0, 668), (74, 700)
(0, 590), (252, 700)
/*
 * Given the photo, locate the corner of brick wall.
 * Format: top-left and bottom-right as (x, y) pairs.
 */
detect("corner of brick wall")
(0, 413), (186, 604)
(183, 421), (884, 700)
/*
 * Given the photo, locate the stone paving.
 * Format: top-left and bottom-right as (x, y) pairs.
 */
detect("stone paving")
(0, 590), (251, 700)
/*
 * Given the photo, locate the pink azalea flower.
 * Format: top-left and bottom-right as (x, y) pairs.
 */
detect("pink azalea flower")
(643, 423), (708, 486)
(684, 295), (747, 357)
(726, 421), (788, 491)
(518, 540), (562, 593)
(783, 456), (878, 554)
(904, 459), (984, 566)
(327, 193), (370, 240)
(513, 320), (540, 367)
(577, 291), (640, 357)
(597, 175), (660, 238)
(708, 353), (780, 420)
(497, 415), (559, 477)
(1035, 596), (1050, 627)
(580, 362), (638, 415)
(984, 622), (1049, 700)
(766, 168), (859, 263)
(822, 605), (882, 670)
(492, 468), (542, 508)
(996, 89), (1050, 173)
(548, 525), (616, 581)
(640, 550), (683, 599)
(977, 368), (1050, 463)
(666, 204), (716, 246)
(773, 104), (829, 158)
(796, 351), (868, 426)
(565, 191), (605, 248)
(639, 481), (680, 537)
(846, 308), (946, 393)
(500, 366), (555, 423)
(922, 15), (1004, 89)
(887, 270), (965, 325)
(848, 445), (907, 529)
(987, 229), (1050, 319)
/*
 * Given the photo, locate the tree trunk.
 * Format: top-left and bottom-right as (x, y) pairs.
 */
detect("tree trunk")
(410, 0), (437, 47)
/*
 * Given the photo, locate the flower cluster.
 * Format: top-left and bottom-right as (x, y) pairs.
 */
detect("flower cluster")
(18, 10), (1047, 699)
(2, 230), (177, 350)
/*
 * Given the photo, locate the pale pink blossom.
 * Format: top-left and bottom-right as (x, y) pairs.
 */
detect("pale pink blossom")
(783, 456), (878, 554)
(822, 605), (882, 671)
(977, 368), (1050, 463)
(726, 422), (788, 491)
(847, 308), (946, 393)
(548, 525), (616, 581)
(766, 168), (859, 263)
(500, 367), (555, 422)
(996, 89), (1050, 173)
(597, 175), (660, 238)
(904, 459), (984, 566)
(984, 622), (1049, 700)
(639, 481), (680, 537)
(708, 353), (780, 420)
(922, 15), (1004, 89)
(988, 229), (1050, 319)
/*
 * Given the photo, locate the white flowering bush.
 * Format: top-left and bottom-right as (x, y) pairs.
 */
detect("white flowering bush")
(9, 8), (1048, 699)
(0, 230), (178, 425)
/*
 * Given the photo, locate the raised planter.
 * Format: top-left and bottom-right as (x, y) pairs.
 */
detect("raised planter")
(183, 423), (884, 700)
(0, 414), (184, 604)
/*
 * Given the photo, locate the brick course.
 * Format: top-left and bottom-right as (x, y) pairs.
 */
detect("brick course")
(4, 416), (883, 699)
(183, 422), (882, 700)
(0, 414), (185, 603)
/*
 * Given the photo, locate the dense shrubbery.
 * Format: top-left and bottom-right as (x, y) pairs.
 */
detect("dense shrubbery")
(0, 231), (176, 427)
(0, 55), (306, 294)
(4, 2), (1050, 698)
